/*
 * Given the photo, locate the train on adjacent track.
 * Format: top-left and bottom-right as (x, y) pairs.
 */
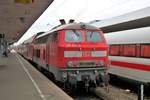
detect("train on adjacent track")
(105, 26), (150, 85)
(17, 20), (109, 90)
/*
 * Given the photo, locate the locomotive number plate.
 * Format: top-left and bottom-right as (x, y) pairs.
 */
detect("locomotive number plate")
(82, 51), (91, 57)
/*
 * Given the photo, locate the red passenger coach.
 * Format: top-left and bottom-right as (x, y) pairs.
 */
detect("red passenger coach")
(21, 22), (109, 89)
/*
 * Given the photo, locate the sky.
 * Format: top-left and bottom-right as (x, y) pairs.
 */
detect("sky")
(16, 0), (150, 45)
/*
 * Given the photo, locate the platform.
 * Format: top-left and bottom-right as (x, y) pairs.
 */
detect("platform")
(0, 51), (73, 100)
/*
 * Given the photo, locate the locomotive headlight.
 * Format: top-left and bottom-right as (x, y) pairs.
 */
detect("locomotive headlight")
(67, 61), (73, 67)
(94, 70), (98, 74)
(76, 71), (79, 74)
(99, 60), (104, 66)
(67, 61), (79, 67)
(96, 60), (105, 66)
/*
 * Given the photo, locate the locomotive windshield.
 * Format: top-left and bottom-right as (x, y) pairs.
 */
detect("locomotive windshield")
(86, 31), (103, 42)
(65, 30), (84, 42)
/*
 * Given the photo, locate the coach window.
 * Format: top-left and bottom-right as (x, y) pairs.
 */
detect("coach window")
(65, 30), (83, 42)
(86, 31), (103, 42)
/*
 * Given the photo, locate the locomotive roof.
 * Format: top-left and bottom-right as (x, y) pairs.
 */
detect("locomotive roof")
(37, 22), (101, 39)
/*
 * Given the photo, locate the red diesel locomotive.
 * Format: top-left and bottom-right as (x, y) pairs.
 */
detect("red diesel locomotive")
(18, 21), (109, 89)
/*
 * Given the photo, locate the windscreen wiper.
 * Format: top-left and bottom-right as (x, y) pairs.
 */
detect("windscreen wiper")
(72, 29), (80, 37)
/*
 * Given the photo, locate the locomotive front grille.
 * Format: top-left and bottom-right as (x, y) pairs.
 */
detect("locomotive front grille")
(79, 62), (95, 67)
(67, 60), (104, 67)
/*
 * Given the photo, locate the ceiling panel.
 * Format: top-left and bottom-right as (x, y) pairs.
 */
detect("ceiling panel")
(0, 0), (53, 42)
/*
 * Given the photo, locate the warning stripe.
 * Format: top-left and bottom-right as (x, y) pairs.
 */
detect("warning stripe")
(111, 61), (150, 71)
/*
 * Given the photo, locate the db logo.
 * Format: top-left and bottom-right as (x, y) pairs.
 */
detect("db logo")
(82, 51), (91, 57)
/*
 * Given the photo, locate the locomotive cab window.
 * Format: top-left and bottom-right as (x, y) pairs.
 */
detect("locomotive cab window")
(86, 31), (103, 42)
(65, 30), (83, 42)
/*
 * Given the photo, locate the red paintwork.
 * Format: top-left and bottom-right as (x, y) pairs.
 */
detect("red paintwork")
(58, 30), (108, 68)
(111, 60), (150, 71)
(29, 29), (109, 69)
(45, 29), (109, 68)
(18, 24), (109, 74)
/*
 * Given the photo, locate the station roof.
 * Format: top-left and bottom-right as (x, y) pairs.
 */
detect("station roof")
(0, 0), (53, 43)
(92, 7), (150, 33)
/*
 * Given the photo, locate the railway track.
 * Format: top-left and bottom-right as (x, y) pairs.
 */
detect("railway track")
(107, 75), (150, 100)
(69, 89), (101, 100)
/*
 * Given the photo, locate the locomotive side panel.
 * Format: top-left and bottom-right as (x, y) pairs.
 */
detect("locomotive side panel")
(47, 31), (59, 67)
